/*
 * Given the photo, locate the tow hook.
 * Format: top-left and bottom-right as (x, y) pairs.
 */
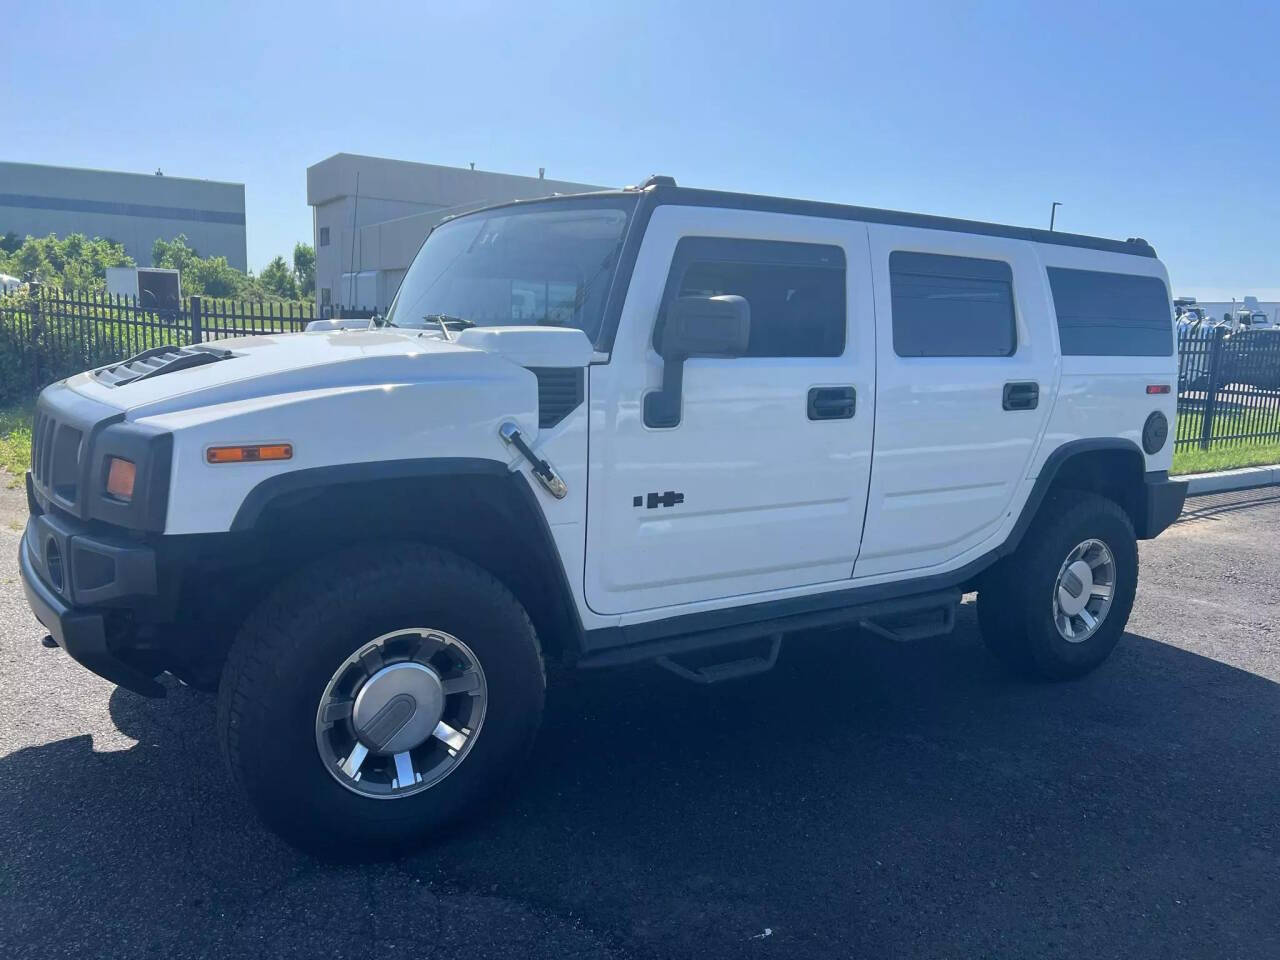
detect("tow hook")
(499, 422), (568, 499)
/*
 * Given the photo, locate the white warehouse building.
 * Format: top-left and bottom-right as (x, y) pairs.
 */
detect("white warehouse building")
(306, 154), (607, 313)
(0, 161), (247, 271)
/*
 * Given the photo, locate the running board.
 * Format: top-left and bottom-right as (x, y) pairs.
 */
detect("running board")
(858, 601), (956, 643)
(656, 634), (782, 684)
(577, 589), (961, 673)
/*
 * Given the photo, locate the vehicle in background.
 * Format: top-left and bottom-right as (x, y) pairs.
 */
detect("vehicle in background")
(105, 267), (182, 310)
(1235, 309), (1271, 330)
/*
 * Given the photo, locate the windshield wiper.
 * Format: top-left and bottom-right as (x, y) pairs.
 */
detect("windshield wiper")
(422, 313), (475, 341)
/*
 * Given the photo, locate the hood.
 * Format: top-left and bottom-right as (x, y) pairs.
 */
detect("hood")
(64, 325), (593, 418)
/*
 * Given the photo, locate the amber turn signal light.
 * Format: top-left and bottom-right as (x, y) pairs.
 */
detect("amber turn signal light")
(105, 457), (136, 501)
(206, 444), (293, 464)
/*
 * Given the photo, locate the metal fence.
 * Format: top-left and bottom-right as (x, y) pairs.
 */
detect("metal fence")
(3, 290), (1279, 453)
(1177, 326), (1280, 450)
(0, 289), (329, 397)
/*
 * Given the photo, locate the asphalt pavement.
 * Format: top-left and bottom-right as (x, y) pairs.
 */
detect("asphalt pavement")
(1, 486), (1279, 959)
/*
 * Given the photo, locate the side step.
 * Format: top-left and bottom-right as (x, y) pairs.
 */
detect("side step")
(656, 634), (782, 684)
(858, 602), (956, 643)
(578, 589), (961, 682)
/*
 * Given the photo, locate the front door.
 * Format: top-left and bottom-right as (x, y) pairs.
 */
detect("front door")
(584, 206), (876, 617)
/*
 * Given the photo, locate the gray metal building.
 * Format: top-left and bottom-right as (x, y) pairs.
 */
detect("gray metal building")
(307, 154), (606, 312)
(0, 161), (247, 271)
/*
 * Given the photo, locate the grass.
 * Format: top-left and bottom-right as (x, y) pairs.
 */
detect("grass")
(1172, 441), (1280, 476)
(1171, 406), (1280, 475)
(0, 405), (32, 488)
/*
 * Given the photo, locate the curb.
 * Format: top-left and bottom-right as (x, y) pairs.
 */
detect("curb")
(1179, 464), (1280, 496)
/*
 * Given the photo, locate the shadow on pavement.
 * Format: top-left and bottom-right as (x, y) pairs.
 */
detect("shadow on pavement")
(2, 605), (1278, 959)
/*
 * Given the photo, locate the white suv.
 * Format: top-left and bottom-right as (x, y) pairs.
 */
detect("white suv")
(20, 176), (1186, 852)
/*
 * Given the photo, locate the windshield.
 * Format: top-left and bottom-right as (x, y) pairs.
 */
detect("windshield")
(384, 196), (636, 342)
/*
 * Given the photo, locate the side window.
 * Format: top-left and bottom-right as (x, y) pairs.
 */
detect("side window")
(319, 226), (330, 247)
(1047, 267), (1173, 357)
(889, 251), (1016, 357)
(658, 238), (846, 358)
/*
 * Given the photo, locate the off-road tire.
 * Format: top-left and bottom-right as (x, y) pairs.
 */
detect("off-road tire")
(978, 491), (1138, 681)
(216, 542), (545, 855)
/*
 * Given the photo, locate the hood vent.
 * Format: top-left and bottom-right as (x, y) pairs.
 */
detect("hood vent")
(528, 367), (584, 428)
(92, 344), (236, 387)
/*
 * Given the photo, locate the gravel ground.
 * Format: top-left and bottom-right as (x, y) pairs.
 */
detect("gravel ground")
(1, 486), (1279, 959)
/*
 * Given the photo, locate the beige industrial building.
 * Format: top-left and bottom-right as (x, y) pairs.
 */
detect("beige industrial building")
(306, 154), (607, 312)
(0, 161), (247, 270)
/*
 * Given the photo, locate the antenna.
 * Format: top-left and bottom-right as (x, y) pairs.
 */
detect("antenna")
(348, 171), (360, 310)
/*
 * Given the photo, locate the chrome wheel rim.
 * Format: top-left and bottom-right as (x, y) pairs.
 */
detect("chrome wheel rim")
(1052, 539), (1116, 643)
(315, 628), (487, 800)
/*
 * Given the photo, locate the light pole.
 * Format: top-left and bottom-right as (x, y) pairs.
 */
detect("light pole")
(1049, 201), (1062, 232)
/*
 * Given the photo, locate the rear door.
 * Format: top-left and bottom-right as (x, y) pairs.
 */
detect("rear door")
(855, 226), (1056, 579)
(584, 205), (876, 616)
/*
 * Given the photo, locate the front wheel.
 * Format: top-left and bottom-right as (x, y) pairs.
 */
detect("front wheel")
(978, 491), (1138, 680)
(216, 543), (545, 855)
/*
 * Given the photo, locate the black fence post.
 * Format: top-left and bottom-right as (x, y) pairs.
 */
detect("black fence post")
(190, 295), (203, 345)
(28, 284), (42, 393)
(1200, 326), (1225, 450)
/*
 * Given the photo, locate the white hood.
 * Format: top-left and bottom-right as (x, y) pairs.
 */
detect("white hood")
(63, 326), (593, 418)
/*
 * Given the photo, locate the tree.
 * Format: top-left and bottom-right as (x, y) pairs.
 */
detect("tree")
(152, 235), (201, 275)
(192, 256), (248, 298)
(3, 233), (132, 290)
(259, 255), (299, 300)
(293, 242), (315, 298)
(153, 234), (247, 298)
(3, 230), (310, 302)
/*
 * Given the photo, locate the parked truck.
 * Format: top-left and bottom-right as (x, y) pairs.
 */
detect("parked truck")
(21, 176), (1186, 852)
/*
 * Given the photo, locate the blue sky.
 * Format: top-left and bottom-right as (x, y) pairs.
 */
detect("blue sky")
(5, 0), (1277, 299)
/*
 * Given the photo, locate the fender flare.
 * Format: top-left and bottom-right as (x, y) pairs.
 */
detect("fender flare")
(230, 458), (508, 530)
(229, 457), (586, 654)
(1003, 438), (1151, 554)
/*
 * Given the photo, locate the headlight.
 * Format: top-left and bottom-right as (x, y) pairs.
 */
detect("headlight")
(105, 457), (137, 501)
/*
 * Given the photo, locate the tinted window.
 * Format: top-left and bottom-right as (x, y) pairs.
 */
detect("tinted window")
(659, 238), (846, 357)
(1047, 268), (1173, 356)
(890, 252), (1016, 357)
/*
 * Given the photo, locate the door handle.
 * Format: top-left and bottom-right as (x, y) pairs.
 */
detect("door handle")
(808, 386), (856, 420)
(1002, 381), (1039, 411)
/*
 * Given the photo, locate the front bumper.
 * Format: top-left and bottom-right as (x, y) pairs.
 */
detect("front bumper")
(19, 503), (165, 697)
(1138, 472), (1188, 539)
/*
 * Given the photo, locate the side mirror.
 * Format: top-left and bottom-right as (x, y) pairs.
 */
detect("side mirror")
(644, 295), (750, 428)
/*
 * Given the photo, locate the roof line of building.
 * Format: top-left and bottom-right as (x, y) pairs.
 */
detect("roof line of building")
(0, 159), (245, 189)
(307, 152), (604, 188)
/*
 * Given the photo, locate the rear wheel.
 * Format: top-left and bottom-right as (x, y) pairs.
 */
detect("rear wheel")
(978, 491), (1137, 680)
(216, 543), (545, 856)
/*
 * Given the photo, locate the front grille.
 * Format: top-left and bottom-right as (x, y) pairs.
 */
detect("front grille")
(528, 367), (585, 428)
(31, 408), (84, 510)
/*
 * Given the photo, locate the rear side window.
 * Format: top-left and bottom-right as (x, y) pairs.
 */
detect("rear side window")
(659, 237), (846, 357)
(1047, 268), (1173, 356)
(889, 252), (1016, 357)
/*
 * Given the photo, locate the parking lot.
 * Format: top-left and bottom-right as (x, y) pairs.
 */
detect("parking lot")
(1, 486), (1279, 959)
